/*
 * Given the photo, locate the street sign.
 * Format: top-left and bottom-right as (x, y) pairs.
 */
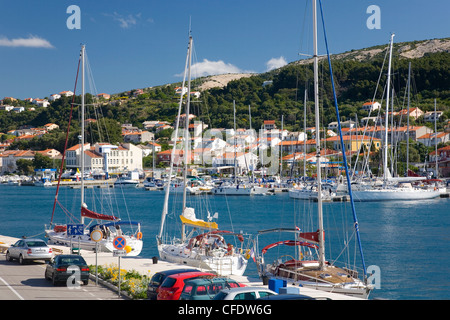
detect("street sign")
(67, 224), (84, 236)
(113, 250), (127, 257)
(113, 236), (126, 250)
(90, 230), (103, 242)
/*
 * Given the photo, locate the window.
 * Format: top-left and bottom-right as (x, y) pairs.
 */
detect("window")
(258, 291), (273, 298)
(234, 292), (256, 300)
(160, 277), (176, 288)
(196, 286), (207, 295)
(182, 285), (193, 294)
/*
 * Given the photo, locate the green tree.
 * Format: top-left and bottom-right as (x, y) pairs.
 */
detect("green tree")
(33, 153), (53, 169)
(16, 159), (34, 175)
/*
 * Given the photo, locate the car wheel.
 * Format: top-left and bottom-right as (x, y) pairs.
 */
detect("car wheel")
(52, 274), (59, 286)
(83, 280), (89, 285)
(5, 252), (13, 262)
(19, 255), (26, 265)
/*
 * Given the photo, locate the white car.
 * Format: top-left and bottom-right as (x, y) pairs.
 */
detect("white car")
(6, 238), (53, 264)
(213, 286), (277, 300)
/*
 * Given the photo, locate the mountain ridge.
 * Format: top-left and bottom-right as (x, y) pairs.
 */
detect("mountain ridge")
(193, 37), (450, 91)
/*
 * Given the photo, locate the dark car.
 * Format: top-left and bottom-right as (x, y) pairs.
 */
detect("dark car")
(147, 268), (200, 300)
(44, 254), (90, 286)
(179, 277), (244, 300)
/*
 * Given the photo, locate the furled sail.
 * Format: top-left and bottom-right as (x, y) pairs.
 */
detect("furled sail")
(81, 206), (118, 221)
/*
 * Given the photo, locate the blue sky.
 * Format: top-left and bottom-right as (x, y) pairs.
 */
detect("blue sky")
(0, 0), (449, 100)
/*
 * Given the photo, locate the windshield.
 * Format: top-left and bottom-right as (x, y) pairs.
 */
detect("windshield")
(213, 291), (227, 300)
(26, 241), (47, 247)
(150, 274), (165, 286)
(160, 277), (176, 288)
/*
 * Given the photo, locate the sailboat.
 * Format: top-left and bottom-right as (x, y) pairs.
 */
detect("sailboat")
(349, 35), (440, 201)
(254, 0), (372, 298)
(157, 35), (249, 276)
(45, 45), (143, 256)
(212, 101), (269, 196)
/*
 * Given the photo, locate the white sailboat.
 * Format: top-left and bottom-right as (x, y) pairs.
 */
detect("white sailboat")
(114, 171), (139, 188)
(212, 101), (269, 196)
(45, 45), (143, 256)
(350, 35), (439, 201)
(157, 35), (248, 276)
(255, 0), (372, 298)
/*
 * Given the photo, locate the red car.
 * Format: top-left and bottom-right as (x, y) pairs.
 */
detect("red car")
(157, 271), (215, 300)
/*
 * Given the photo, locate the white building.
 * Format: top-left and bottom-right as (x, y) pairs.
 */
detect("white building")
(212, 152), (259, 174)
(65, 142), (143, 174)
(361, 101), (381, 112)
(0, 105), (14, 112)
(417, 132), (450, 147)
(424, 111), (444, 123)
(122, 130), (154, 143)
(32, 99), (50, 108)
(49, 94), (61, 101)
(60, 91), (74, 97)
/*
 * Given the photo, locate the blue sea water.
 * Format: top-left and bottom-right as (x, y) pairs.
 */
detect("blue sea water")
(0, 184), (448, 300)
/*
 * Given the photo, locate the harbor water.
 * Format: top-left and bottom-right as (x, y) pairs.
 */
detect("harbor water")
(0, 184), (448, 300)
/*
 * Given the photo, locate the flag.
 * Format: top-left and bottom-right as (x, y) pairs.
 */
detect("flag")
(295, 226), (301, 231)
(250, 247), (256, 262)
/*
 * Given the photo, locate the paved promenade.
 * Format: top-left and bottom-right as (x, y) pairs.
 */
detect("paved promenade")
(0, 234), (363, 300)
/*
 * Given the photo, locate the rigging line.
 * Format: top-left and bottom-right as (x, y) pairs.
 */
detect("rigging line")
(351, 45), (390, 180)
(85, 51), (108, 143)
(159, 35), (191, 239)
(50, 51), (81, 225)
(318, 0), (367, 279)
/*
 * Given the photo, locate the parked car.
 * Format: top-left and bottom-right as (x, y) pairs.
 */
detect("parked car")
(157, 271), (215, 300)
(44, 254), (90, 286)
(257, 293), (320, 300)
(147, 268), (200, 300)
(213, 286), (277, 300)
(179, 277), (244, 300)
(5, 238), (53, 264)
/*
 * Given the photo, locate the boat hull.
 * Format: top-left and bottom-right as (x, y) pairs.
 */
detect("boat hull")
(45, 230), (143, 256)
(114, 181), (139, 188)
(288, 189), (317, 199)
(262, 260), (371, 299)
(158, 243), (248, 276)
(352, 188), (440, 201)
(212, 185), (269, 196)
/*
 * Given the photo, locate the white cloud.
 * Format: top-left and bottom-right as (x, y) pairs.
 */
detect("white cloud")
(104, 12), (151, 29)
(266, 56), (288, 71)
(176, 59), (253, 78)
(0, 35), (54, 48)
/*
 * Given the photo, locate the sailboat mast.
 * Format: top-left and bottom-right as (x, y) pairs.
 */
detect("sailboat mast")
(158, 36), (191, 241)
(80, 44), (85, 225)
(312, 0), (325, 270)
(384, 34), (395, 182)
(181, 35), (193, 243)
(303, 88), (307, 177)
(434, 98), (438, 178)
(406, 62), (411, 175)
(233, 100), (237, 185)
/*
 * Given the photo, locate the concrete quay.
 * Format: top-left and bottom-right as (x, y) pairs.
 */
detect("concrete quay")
(0, 234), (363, 300)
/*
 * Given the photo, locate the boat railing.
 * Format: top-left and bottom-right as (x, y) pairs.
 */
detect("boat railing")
(208, 255), (234, 275)
(274, 265), (337, 286)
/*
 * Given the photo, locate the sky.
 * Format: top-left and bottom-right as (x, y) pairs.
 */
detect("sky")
(0, 0), (449, 100)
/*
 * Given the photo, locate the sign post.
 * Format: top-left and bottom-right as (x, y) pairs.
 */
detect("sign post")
(113, 236), (127, 297)
(90, 229), (103, 286)
(67, 224), (84, 254)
